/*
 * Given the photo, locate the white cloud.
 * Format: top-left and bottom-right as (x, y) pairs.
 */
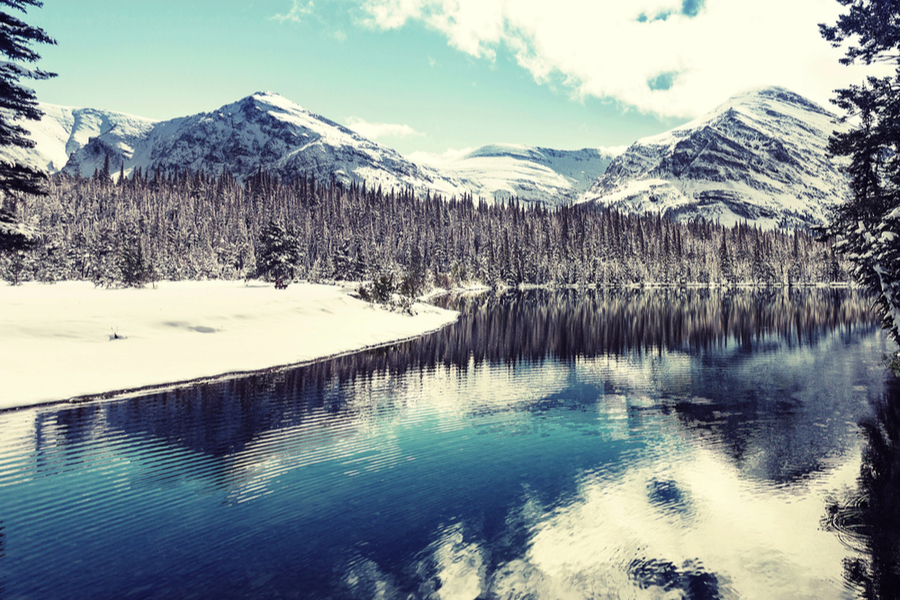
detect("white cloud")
(356, 0), (891, 117)
(345, 116), (425, 140)
(274, 0), (316, 23)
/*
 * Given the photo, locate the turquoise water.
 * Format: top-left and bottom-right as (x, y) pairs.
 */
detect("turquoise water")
(0, 289), (894, 599)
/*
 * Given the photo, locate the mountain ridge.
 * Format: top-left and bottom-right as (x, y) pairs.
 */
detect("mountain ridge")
(58, 92), (470, 199)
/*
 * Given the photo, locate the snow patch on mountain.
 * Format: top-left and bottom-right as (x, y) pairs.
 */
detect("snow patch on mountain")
(580, 87), (850, 230)
(411, 143), (623, 206)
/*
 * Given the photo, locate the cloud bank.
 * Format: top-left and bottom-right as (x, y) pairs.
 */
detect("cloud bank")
(354, 0), (881, 117)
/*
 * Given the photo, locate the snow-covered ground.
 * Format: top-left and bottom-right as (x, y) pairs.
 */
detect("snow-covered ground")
(0, 280), (458, 410)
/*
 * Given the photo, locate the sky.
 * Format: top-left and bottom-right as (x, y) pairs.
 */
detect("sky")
(23, 0), (880, 157)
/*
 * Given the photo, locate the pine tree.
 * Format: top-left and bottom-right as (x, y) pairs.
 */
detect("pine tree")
(0, 207), (33, 252)
(1, 245), (29, 283)
(401, 244), (426, 297)
(351, 243), (370, 281)
(719, 231), (734, 286)
(332, 236), (353, 280)
(255, 220), (301, 286)
(820, 0), (900, 345)
(0, 0), (55, 253)
(117, 225), (149, 288)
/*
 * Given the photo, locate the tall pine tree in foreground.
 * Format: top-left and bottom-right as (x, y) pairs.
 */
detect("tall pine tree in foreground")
(821, 0), (900, 349)
(0, 0), (55, 253)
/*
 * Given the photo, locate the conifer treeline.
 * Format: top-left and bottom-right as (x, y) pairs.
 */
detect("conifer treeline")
(2, 169), (849, 287)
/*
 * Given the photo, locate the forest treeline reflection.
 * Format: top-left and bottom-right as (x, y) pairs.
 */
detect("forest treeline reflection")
(385, 286), (878, 371)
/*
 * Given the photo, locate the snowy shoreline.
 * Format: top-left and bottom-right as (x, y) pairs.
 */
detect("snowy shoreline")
(0, 280), (459, 411)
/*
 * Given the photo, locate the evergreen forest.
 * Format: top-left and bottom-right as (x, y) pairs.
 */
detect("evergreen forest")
(1, 169), (850, 292)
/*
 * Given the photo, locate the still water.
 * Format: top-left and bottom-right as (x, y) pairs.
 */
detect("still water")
(0, 288), (897, 599)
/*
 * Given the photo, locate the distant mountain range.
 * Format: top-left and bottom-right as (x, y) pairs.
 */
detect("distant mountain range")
(6, 86), (849, 229)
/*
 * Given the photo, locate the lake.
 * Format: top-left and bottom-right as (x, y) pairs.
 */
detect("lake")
(1, 288), (897, 599)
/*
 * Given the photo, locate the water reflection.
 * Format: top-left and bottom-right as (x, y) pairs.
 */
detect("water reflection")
(0, 288), (891, 599)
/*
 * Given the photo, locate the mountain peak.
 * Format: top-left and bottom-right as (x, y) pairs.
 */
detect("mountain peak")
(638, 84), (836, 148)
(49, 90), (470, 198)
(724, 86), (833, 118)
(216, 92), (306, 118)
(248, 91), (304, 112)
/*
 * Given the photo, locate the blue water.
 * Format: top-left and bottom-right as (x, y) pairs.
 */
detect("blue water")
(0, 288), (895, 599)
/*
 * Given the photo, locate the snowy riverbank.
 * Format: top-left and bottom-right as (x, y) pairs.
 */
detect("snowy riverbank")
(0, 280), (459, 410)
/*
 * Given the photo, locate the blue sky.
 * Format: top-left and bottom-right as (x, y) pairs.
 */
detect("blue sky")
(25, 0), (876, 156)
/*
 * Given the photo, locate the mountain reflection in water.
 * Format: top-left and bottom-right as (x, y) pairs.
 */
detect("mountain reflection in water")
(1, 287), (895, 600)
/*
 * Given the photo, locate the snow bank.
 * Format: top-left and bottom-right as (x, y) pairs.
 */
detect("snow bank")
(0, 281), (458, 410)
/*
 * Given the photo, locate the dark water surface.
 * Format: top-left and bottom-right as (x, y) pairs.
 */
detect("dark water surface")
(1, 288), (897, 599)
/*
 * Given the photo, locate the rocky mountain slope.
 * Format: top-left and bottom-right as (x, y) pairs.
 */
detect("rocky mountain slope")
(579, 87), (849, 230)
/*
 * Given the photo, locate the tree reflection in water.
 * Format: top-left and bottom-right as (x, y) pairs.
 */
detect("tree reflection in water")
(824, 376), (900, 600)
(420, 286), (871, 368)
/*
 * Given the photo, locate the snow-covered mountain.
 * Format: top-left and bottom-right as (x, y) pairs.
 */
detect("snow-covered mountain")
(579, 87), (849, 230)
(412, 144), (622, 206)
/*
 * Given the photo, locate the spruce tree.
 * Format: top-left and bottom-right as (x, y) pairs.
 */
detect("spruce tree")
(0, 0), (55, 252)
(332, 237), (353, 280)
(719, 231), (734, 286)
